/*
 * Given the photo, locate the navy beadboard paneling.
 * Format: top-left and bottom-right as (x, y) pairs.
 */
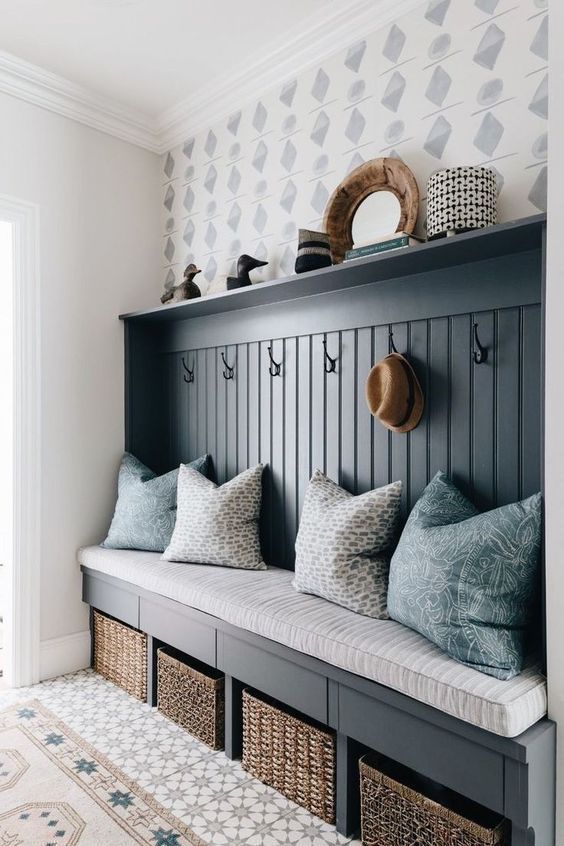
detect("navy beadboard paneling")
(157, 303), (541, 571)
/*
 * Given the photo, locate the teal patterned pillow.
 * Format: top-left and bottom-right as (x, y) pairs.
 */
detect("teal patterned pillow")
(102, 453), (210, 552)
(387, 472), (542, 680)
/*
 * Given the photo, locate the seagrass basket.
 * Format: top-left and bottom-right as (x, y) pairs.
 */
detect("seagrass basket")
(242, 688), (336, 823)
(360, 756), (508, 846)
(92, 610), (147, 700)
(157, 648), (225, 750)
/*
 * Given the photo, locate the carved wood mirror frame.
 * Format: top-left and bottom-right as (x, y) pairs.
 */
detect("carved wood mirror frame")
(323, 158), (420, 264)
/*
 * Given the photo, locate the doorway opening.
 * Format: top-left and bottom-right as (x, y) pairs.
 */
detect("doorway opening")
(0, 220), (14, 684)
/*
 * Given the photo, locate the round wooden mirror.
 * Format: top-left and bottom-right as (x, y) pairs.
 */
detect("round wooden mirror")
(323, 158), (419, 263)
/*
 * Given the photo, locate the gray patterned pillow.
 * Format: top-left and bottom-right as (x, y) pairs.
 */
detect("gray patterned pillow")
(163, 464), (266, 570)
(102, 453), (210, 552)
(387, 472), (542, 679)
(293, 471), (403, 618)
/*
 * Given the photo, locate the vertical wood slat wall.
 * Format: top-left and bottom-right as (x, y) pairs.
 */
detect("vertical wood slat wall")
(163, 305), (541, 571)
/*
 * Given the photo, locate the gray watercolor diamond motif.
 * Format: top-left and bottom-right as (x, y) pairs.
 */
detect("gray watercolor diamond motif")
(252, 141), (268, 173)
(164, 152), (174, 179)
(227, 166), (241, 195)
(183, 220), (195, 246)
(164, 237), (175, 263)
(227, 110), (241, 136)
(280, 79), (297, 108)
(280, 180), (297, 214)
(424, 115), (452, 159)
(426, 0), (451, 26)
(163, 184), (175, 211)
(280, 140), (297, 173)
(474, 24), (505, 70)
(205, 222), (217, 250)
(383, 24), (406, 63)
(382, 72), (406, 113)
(345, 108), (366, 145)
(227, 202), (242, 233)
(474, 112), (504, 156)
(253, 204), (268, 234)
(183, 186), (195, 212)
(345, 40), (366, 73)
(253, 102), (268, 134)
(311, 111), (330, 147)
(311, 181), (329, 215)
(204, 130), (217, 159)
(311, 68), (330, 103)
(203, 164), (218, 194)
(426, 66), (451, 107)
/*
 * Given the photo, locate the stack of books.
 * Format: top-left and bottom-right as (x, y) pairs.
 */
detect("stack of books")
(344, 231), (424, 261)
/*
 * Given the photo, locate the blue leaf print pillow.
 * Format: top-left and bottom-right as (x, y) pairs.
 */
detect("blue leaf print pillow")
(102, 453), (211, 552)
(387, 471), (542, 680)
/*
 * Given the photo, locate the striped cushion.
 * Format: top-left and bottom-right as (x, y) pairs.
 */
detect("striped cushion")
(78, 546), (547, 738)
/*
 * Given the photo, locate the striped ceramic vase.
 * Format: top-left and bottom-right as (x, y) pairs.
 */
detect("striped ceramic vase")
(294, 229), (332, 274)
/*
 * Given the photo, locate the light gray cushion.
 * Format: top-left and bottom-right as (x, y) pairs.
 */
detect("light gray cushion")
(387, 472), (542, 680)
(293, 471), (402, 617)
(163, 464), (266, 570)
(78, 545), (548, 738)
(102, 453), (210, 553)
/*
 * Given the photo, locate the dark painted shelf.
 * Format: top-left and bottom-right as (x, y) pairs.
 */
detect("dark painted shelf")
(120, 214), (546, 324)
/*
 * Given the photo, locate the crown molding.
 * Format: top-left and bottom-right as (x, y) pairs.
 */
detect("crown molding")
(156, 0), (425, 153)
(0, 0), (424, 155)
(0, 49), (161, 152)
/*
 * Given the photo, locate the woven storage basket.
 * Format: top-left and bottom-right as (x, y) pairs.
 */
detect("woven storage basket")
(93, 610), (147, 700)
(157, 648), (225, 751)
(360, 757), (508, 846)
(242, 688), (336, 823)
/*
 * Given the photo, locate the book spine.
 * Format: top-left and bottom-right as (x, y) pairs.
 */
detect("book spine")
(345, 236), (410, 259)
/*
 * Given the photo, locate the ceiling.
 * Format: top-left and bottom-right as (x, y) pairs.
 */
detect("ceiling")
(0, 0), (332, 115)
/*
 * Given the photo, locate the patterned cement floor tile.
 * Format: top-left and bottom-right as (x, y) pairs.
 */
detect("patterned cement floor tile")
(2, 671), (359, 844)
(179, 780), (293, 843)
(250, 808), (355, 845)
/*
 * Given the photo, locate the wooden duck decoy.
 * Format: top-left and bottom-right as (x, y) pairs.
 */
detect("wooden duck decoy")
(161, 263), (202, 304)
(226, 254), (268, 290)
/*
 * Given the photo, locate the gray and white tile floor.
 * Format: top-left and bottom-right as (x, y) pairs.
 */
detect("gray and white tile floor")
(0, 669), (362, 845)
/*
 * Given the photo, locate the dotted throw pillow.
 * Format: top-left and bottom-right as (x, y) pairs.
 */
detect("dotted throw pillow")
(387, 471), (542, 679)
(163, 464), (266, 570)
(102, 453), (210, 552)
(293, 471), (403, 618)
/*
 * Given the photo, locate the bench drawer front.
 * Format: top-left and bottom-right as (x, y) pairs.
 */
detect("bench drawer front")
(140, 597), (216, 667)
(220, 634), (328, 724)
(339, 685), (505, 814)
(83, 574), (139, 629)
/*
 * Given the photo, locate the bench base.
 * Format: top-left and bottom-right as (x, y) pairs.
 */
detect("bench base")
(83, 567), (556, 844)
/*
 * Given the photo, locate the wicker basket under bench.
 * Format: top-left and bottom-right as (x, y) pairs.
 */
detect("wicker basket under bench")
(157, 648), (225, 751)
(242, 688), (336, 823)
(360, 756), (508, 846)
(92, 609), (147, 700)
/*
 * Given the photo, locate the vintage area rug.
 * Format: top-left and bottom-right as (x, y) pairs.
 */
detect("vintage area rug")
(0, 700), (204, 845)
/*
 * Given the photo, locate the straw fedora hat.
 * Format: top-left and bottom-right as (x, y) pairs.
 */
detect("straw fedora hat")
(365, 352), (424, 433)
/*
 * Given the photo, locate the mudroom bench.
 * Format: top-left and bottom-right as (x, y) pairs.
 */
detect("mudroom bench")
(80, 545), (555, 845)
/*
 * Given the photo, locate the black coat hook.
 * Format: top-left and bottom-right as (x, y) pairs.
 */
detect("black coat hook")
(267, 345), (282, 377)
(389, 329), (399, 355)
(182, 356), (194, 383)
(473, 322), (488, 365)
(322, 338), (337, 374)
(221, 351), (235, 380)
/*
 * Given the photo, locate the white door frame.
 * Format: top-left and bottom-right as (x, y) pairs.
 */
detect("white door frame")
(0, 194), (41, 688)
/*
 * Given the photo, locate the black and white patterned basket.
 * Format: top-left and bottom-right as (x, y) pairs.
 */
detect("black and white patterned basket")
(426, 167), (497, 240)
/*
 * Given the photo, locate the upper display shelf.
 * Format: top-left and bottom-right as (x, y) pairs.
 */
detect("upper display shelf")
(120, 214), (546, 325)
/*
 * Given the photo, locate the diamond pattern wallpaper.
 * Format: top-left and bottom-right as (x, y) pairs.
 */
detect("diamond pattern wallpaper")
(161, 0), (548, 294)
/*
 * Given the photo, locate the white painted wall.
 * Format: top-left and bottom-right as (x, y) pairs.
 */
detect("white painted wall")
(546, 2), (563, 839)
(0, 92), (160, 678)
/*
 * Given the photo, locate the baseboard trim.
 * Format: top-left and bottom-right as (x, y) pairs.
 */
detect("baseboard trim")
(39, 630), (91, 681)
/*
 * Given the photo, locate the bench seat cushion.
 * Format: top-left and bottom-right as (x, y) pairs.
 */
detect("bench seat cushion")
(78, 546), (547, 738)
